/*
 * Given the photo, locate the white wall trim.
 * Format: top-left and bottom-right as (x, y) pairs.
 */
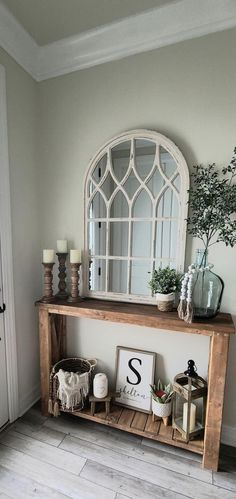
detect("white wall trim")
(19, 383), (40, 417)
(0, 2), (38, 79)
(221, 424), (236, 447)
(36, 0), (236, 81)
(0, 65), (19, 422)
(1, 0), (236, 81)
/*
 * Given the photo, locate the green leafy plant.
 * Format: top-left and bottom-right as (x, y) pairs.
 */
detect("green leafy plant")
(186, 149), (236, 253)
(150, 379), (173, 404)
(149, 267), (182, 295)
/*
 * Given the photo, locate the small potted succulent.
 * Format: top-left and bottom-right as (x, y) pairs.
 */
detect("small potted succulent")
(150, 379), (173, 421)
(149, 267), (182, 311)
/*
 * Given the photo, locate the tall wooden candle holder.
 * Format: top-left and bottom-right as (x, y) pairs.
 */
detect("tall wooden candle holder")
(41, 263), (56, 303)
(68, 262), (82, 302)
(56, 252), (68, 300)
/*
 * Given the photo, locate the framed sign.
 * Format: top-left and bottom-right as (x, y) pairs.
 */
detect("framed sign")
(115, 346), (156, 413)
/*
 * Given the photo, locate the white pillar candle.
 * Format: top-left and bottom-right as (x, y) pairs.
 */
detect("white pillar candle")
(93, 373), (108, 399)
(183, 402), (196, 432)
(70, 249), (81, 263)
(57, 240), (68, 253)
(43, 249), (55, 263)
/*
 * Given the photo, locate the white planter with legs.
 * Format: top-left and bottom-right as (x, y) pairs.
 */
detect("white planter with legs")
(152, 398), (172, 418)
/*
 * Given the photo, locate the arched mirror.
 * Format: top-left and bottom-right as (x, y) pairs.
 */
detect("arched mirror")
(84, 130), (189, 303)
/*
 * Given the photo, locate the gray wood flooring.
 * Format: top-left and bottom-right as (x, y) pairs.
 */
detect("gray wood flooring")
(0, 404), (235, 498)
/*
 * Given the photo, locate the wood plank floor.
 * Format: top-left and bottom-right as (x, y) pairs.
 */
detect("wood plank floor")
(0, 404), (235, 498)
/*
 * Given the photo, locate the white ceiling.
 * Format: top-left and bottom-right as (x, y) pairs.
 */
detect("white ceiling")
(0, 0), (176, 45)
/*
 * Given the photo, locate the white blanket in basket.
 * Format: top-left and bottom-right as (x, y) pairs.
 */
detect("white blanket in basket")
(55, 369), (89, 410)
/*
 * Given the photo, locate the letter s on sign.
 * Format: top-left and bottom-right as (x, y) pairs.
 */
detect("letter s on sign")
(126, 358), (142, 385)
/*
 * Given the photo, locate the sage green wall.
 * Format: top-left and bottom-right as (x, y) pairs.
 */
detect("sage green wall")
(0, 48), (41, 413)
(38, 28), (236, 430)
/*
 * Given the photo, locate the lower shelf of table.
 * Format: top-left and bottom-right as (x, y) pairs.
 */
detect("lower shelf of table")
(61, 403), (204, 455)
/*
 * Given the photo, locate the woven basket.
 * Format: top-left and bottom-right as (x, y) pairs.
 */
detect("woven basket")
(156, 292), (174, 312)
(157, 300), (174, 312)
(48, 357), (97, 417)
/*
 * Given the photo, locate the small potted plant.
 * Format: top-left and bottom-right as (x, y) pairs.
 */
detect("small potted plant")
(150, 379), (173, 424)
(149, 267), (182, 311)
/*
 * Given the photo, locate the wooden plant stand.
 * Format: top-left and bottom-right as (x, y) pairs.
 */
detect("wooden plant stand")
(36, 298), (235, 471)
(89, 394), (112, 417)
(152, 413), (170, 427)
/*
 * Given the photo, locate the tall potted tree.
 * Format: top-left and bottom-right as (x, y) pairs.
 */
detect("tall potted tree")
(181, 149), (236, 320)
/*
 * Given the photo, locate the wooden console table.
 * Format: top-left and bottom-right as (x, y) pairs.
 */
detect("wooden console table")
(36, 298), (235, 471)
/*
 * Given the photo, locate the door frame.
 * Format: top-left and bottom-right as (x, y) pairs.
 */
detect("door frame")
(0, 64), (19, 422)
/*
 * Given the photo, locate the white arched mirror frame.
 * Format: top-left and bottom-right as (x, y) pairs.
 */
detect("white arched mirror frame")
(83, 129), (189, 304)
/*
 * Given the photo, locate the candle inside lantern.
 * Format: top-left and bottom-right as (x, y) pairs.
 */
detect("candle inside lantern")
(43, 249), (55, 263)
(70, 249), (81, 263)
(57, 240), (68, 253)
(183, 402), (196, 432)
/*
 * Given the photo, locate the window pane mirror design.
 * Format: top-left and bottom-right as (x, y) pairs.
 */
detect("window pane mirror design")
(84, 130), (189, 303)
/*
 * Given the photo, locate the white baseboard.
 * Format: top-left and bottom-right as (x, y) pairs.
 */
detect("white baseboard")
(221, 424), (236, 447)
(18, 383), (40, 417)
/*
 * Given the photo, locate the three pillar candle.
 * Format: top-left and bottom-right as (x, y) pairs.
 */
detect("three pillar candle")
(42, 242), (82, 302)
(43, 245), (81, 263)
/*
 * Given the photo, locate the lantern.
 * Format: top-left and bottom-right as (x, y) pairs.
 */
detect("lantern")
(172, 360), (207, 442)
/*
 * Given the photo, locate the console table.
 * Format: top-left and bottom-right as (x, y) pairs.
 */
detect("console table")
(36, 299), (235, 471)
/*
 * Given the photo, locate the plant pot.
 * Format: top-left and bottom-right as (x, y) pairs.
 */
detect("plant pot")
(155, 292), (175, 312)
(152, 398), (172, 418)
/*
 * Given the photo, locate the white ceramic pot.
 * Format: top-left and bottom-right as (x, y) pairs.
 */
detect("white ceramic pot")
(93, 373), (108, 398)
(152, 398), (172, 418)
(155, 292), (175, 312)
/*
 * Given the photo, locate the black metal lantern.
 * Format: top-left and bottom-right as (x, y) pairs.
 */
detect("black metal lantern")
(172, 360), (207, 442)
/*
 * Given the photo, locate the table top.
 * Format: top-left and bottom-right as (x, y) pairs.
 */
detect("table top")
(36, 298), (235, 336)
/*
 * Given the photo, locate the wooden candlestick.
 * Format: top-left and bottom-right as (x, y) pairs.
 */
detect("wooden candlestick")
(56, 252), (68, 300)
(68, 262), (82, 302)
(41, 262), (56, 303)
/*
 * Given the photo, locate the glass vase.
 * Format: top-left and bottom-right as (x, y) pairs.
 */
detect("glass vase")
(192, 249), (224, 319)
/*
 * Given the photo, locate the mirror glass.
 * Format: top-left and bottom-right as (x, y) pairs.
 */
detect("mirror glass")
(135, 139), (156, 179)
(92, 154), (107, 183)
(89, 259), (106, 292)
(112, 141), (131, 182)
(130, 261), (151, 295)
(110, 222), (129, 257)
(131, 222), (152, 258)
(123, 171), (140, 199)
(160, 147), (177, 178)
(110, 191), (129, 218)
(88, 221), (106, 256)
(86, 133), (186, 299)
(89, 192), (107, 219)
(108, 260), (128, 294)
(100, 172), (117, 200)
(133, 189), (152, 218)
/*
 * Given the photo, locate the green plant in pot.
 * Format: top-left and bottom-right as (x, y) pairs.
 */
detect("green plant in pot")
(150, 379), (174, 425)
(149, 267), (182, 312)
(185, 149), (236, 319)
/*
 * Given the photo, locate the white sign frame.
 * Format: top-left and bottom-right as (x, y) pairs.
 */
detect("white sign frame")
(115, 346), (156, 413)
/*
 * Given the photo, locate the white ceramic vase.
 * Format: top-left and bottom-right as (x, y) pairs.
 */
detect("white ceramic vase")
(155, 292), (175, 312)
(93, 373), (108, 399)
(152, 398), (172, 418)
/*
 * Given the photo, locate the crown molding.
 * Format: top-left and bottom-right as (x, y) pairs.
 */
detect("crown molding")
(0, 0), (236, 81)
(0, 2), (38, 79)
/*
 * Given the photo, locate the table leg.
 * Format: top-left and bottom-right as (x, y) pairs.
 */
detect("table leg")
(203, 332), (230, 470)
(39, 308), (52, 416)
(105, 401), (110, 417)
(91, 401), (95, 416)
